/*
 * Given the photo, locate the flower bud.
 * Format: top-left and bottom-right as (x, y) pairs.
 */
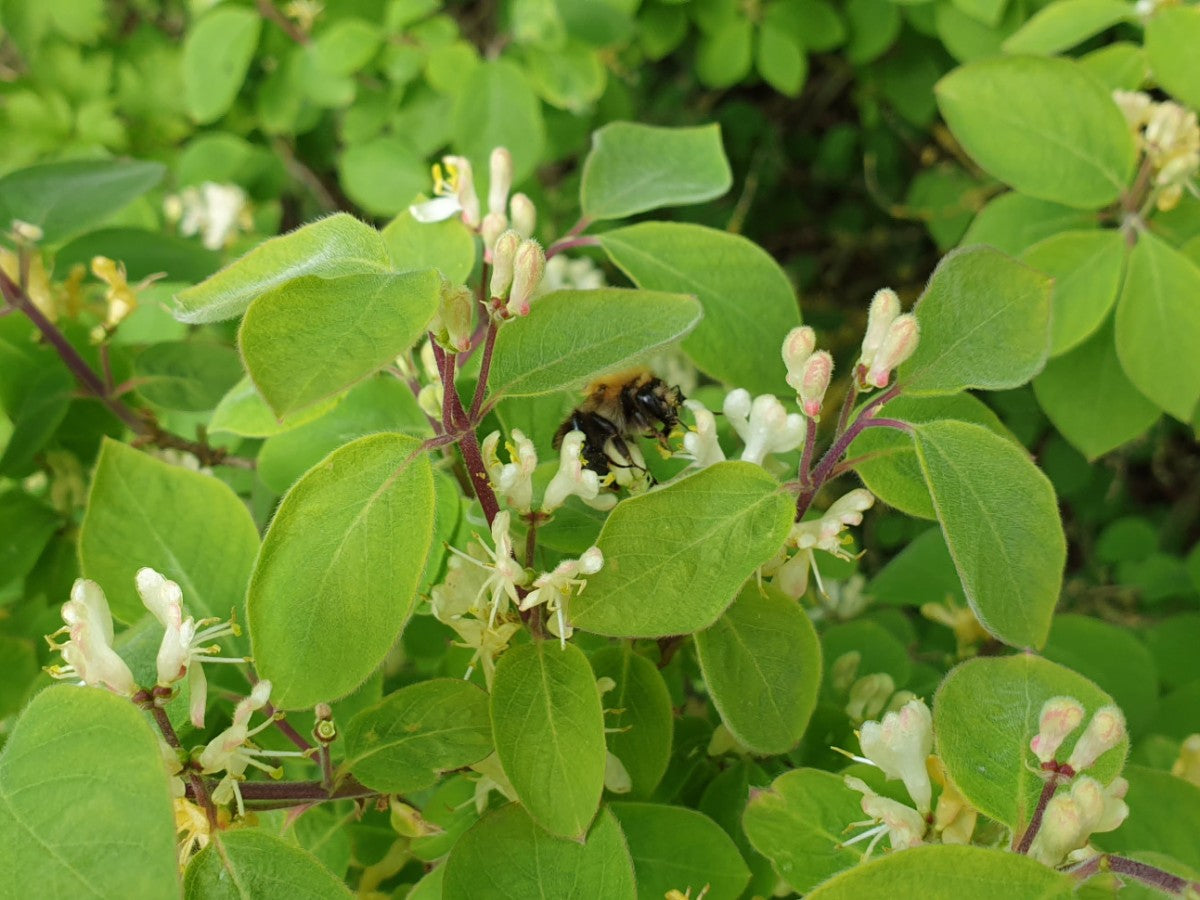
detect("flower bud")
(865, 314), (920, 389)
(11, 219), (43, 242)
(1172, 734), (1200, 786)
(782, 325), (816, 392)
(830, 651), (861, 695)
(1030, 696), (1085, 764)
(845, 672), (894, 724)
(859, 288), (901, 370)
(490, 229), (521, 300)
(433, 280), (475, 353)
(443, 155), (480, 229)
(1030, 793), (1086, 866)
(507, 239), (545, 317)
(799, 350), (833, 418)
(488, 147), (513, 216)
(510, 193), (536, 238)
(418, 383), (443, 421)
(1066, 706), (1126, 773)
(481, 211), (508, 258)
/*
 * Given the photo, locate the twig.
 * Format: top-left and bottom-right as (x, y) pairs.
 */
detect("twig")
(254, 0), (310, 44)
(545, 235), (600, 260)
(1014, 775), (1062, 855)
(150, 704), (219, 828)
(468, 320), (498, 423)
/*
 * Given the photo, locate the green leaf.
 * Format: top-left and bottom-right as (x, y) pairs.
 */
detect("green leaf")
(0, 489), (59, 589)
(182, 6), (262, 124)
(381, 210), (476, 284)
(590, 646), (674, 799)
(1003, 0), (1136, 56)
(742, 768), (868, 894)
(0, 159), (165, 244)
(1094, 765), (1200, 870)
(184, 829), (350, 898)
(1145, 5), (1200, 109)
(756, 21), (808, 96)
(694, 583), (821, 755)
(490, 641), (607, 839)
(1020, 229), (1126, 355)
(849, 392), (1014, 520)
(342, 679), (493, 794)
(173, 214), (392, 324)
(0, 687), (178, 898)
(598, 223), (801, 395)
(1033, 317), (1160, 460)
(572, 463), (794, 638)
(337, 137), (429, 218)
(442, 805), (636, 899)
(934, 655), (1128, 829)
(961, 192), (1096, 256)
(695, 19), (754, 88)
(935, 56), (1136, 208)
(912, 420), (1064, 649)
(0, 369), (71, 478)
(900, 245), (1052, 395)
(248, 433), (435, 709)
(821, 619), (914, 689)
(54, 228), (221, 284)
(311, 18), (381, 76)
(1114, 231), (1200, 422)
(609, 802), (751, 900)
(953, 0), (1009, 27)
(239, 270), (439, 418)
(524, 41), (606, 112)
(580, 122), (732, 221)
(806, 844), (1073, 899)
(869, 528), (966, 608)
(209, 376), (341, 438)
(80, 438), (260, 622)
(1078, 42), (1149, 92)
(845, 0), (900, 64)
(452, 60), (546, 185)
(133, 341), (243, 412)
(485, 289), (702, 400)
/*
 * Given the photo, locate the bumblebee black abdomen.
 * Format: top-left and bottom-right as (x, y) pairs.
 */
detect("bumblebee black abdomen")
(553, 409), (622, 474)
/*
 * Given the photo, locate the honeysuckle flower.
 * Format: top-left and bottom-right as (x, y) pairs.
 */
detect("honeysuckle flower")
(1114, 89), (1154, 132)
(490, 229), (520, 299)
(782, 326), (816, 393)
(510, 193), (536, 238)
(1172, 734), (1200, 786)
(430, 549), (523, 687)
(137, 567), (243, 728)
(174, 796), (211, 866)
(930, 757), (977, 845)
(798, 351), (833, 419)
(167, 182), (251, 251)
(845, 673), (895, 724)
(507, 238), (546, 317)
(91, 255), (139, 329)
(864, 314), (920, 389)
(481, 211), (508, 257)
(679, 399), (725, 469)
(842, 776), (927, 856)
(431, 279), (475, 353)
(779, 489), (875, 597)
(858, 288), (901, 373)
(46, 578), (137, 696)
(1066, 705), (1126, 773)
(11, 219), (43, 242)
(542, 430), (617, 513)
(482, 429), (538, 513)
(830, 650), (862, 695)
(854, 698), (935, 813)
(519, 546), (603, 648)
(815, 574), (871, 621)
(540, 254), (606, 295)
(723, 389), (806, 466)
(1029, 775), (1129, 866)
(1030, 696), (1086, 765)
(446, 511), (529, 628)
(410, 155), (481, 228)
(605, 438), (653, 492)
(605, 751), (632, 794)
(1145, 101), (1200, 210)
(921, 598), (989, 658)
(1, 246), (58, 320)
(283, 0), (323, 31)
(488, 147), (513, 216)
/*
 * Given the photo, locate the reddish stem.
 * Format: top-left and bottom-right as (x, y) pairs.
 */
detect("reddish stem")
(1014, 774), (1063, 854)
(468, 319), (499, 423)
(545, 235), (600, 260)
(150, 704), (218, 828)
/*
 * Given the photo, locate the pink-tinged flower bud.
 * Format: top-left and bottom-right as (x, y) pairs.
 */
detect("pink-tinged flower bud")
(506, 239), (545, 317)
(490, 229), (521, 299)
(859, 288), (901, 369)
(1067, 706), (1126, 773)
(782, 325), (816, 392)
(1030, 696), (1085, 764)
(488, 147), (513, 216)
(865, 314), (920, 389)
(1030, 793), (1087, 866)
(510, 192), (536, 238)
(481, 212), (508, 258)
(434, 280), (475, 353)
(799, 351), (833, 418)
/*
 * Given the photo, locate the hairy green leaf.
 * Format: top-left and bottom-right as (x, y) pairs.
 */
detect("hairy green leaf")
(184, 829), (350, 898)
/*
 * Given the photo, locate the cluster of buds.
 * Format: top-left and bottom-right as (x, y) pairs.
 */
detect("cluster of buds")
(856, 289), (920, 390)
(489, 228), (545, 318)
(410, 148), (535, 243)
(46, 568), (243, 728)
(1114, 91), (1200, 212)
(764, 488), (875, 599)
(782, 326), (833, 418)
(1026, 697), (1130, 865)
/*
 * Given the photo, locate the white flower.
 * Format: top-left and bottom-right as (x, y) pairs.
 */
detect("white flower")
(171, 182), (250, 251)
(46, 579), (137, 696)
(679, 399), (725, 469)
(855, 699), (934, 814)
(1066, 706), (1126, 773)
(723, 389), (805, 466)
(843, 776), (927, 856)
(409, 155), (481, 228)
(781, 326), (816, 393)
(483, 430), (538, 513)
(1029, 776), (1129, 866)
(519, 547), (604, 648)
(136, 567), (243, 728)
(542, 430), (617, 512)
(540, 255), (607, 295)
(1030, 696), (1085, 765)
(775, 489), (875, 597)
(445, 511), (529, 628)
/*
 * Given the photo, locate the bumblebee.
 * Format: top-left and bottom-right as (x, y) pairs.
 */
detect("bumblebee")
(552, 368), (685, 484)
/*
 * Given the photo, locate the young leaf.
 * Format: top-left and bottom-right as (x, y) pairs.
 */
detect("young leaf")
(442, 805), (636, 900)
(173, 213), (392, 324)
(608, 802), (751, 900)
(0, 688), (178, 898)
(1114, 231), (1200, 422)
(342, 679), (493, 794)
(694, 583), (822, 755)
(960, 191), (1095, 256)
(1002, 0), (1136, 56)
(485, 289), (701, 400)
(579, 122), (732, 221)
(590, 646), (674, 799)
(80, 438), (260, 622)
(182, 6), (262, 124)
(806, 844), (1074, 899)
(239, 270), (440, 418)
(184, 830), (350, 898)
(381, 210), (476, 283)
(934, 655), (1128, 829)
(935, 56), (1136, 208)
(598, 223), (801, 395)
(572, 463), (794, 638)
(248, 433), (435, 709)
(899, 245), (1052, 395)
(1145, 5), (1200, 110)
(490, 642), (607, 839)
(742, 769), (868, 894)
(912, 420), (1064, 649)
